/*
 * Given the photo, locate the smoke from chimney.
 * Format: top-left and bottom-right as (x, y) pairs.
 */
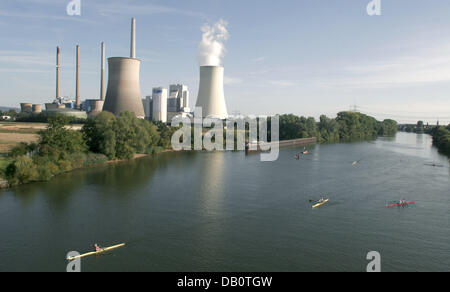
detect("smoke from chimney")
(198, 19), (229, 66)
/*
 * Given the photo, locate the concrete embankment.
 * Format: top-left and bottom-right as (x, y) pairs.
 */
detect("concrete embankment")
(246, 137), (317, 152)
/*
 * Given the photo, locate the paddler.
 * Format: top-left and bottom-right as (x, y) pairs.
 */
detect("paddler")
(94, 243), (102, 252)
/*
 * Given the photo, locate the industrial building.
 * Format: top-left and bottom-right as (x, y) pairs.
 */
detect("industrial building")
(103, 18), (145, 119)
(40, 46), (87, 119)
(143, 96), (153, 120)
(195, 66), (228, 119)
(150, 87), (167, 123)
(168, 84), (190, 113)
(142, 84), (191, 124)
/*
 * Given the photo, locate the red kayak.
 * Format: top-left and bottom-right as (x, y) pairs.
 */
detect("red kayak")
(386, 201), (415, 208)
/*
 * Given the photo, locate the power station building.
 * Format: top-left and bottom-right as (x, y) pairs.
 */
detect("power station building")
(168, 84), (190, 113)
(142, 84), (191, 123)
(151, 87), (167, 123)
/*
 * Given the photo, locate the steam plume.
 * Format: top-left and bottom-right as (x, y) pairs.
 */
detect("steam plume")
(198, 19), (229, 66)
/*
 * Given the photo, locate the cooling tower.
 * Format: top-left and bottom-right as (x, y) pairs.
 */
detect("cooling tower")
(20, 103), (32, 113)
(103, 18), (145, 119)
(103, 57), (145, 118)
(195, 66), (228, 119)
(32, 104), (42, 114)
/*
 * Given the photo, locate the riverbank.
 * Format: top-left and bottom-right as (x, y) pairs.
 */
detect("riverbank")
(0, 149), (178, 190)
(246, 137), (317, 152)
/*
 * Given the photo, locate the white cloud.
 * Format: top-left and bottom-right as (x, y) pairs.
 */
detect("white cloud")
(224, 76), (243, 85)
(322, 42), (450, 89)
(268, 80), (296, 87)
(0, 50), (54, 67)
(252, 57), (265, 63)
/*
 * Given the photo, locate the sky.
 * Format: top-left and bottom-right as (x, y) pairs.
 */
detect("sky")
(0, 0), (450, 124)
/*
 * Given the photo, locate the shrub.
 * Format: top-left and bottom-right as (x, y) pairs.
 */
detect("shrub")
(84, 153), (108, 166)
(6, 156), (39, 185)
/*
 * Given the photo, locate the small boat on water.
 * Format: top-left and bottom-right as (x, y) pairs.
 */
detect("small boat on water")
(386, 201), (415, 208)
(312, 199), (329, 209)
(67, 243), (125, 261)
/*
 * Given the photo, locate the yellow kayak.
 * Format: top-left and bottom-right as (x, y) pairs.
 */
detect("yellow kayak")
(67, 243), (125, 261)
(312, 199), (329, 209)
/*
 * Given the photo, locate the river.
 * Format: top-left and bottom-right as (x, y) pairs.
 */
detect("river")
(0, 132), (449, 272)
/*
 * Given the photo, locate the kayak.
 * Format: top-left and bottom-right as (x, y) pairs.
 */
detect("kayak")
(312, 199), (329, 209)
(67, 243), (125, 261)
(386, 202), (415, 208)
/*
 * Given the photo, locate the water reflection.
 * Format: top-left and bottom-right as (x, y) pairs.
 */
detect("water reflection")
(1, 154), (176, 206)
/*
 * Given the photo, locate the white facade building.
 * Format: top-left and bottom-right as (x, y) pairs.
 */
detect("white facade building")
(152, 87), (167, 123)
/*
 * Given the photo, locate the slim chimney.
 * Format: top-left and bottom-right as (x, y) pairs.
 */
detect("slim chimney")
(56, 46), (60, 99)
(75, 45), (80, 109)
(100, 42), (105, 100)
(130, 18), (136, 58)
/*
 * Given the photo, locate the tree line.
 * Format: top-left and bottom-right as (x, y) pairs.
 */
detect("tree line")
(279, 111), (398, 143)
(427, 125), (450, 155)
(5, 112), (176, 186)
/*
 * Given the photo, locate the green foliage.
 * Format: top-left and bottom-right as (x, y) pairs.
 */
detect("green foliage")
(336, 112), (379, 141)
(6, 156), (39, 186)
(82, 111), (162, 160)
(318, 115), (340, 143)
(38, 115), (87, 158)
(431, 126), (450, 155)
(15, 112), (86, 124)
(280, 112), (395, 143)
(83, 153), (108, 166)
(9, 142), (37, 158)
(279, 114), (318, 140)
(83, 112), (117, 159)
(379, 119), (398, 136)
(155, 121), (177, 149)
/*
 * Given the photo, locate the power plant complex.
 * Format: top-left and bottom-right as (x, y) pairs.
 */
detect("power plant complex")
(17, 17), (229, 123)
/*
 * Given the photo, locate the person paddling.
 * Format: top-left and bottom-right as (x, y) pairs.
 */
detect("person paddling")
(94, 243), (103, 252)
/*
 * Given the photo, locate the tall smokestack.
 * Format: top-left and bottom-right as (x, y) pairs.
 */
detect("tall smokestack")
(56, 46), (60, 99)
(100, 42), (105, 101)
(75, 45), (80, 109)
(130, 18), (136, 58)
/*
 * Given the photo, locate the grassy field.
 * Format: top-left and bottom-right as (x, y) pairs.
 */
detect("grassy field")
(0, 122), (44, 179)
(0, 122), (85, 179)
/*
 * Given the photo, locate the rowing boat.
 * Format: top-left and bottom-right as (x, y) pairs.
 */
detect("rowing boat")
(386, 202), (415, 208)
(312, 199), (329, 209)
(67, 243), (125, 261)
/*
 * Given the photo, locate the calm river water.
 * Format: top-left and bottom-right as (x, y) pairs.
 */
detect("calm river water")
(0, 132), (449, 272)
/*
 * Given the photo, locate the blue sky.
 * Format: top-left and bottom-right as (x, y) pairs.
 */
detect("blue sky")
(1, 0), (450, 123)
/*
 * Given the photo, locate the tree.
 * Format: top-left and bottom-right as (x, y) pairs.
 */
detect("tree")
(82, 111), (162, 160)
(379, 119), (398, 136)
(82, 111), (117, 159)
(38, 114), (87, 158)
(318, 115), (340, 143)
